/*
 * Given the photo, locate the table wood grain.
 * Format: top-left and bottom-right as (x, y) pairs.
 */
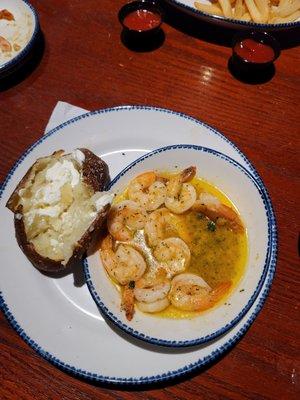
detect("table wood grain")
(0, 1), (299, 399)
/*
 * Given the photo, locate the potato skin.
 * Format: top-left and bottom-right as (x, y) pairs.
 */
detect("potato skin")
(80, 148), (110, 192)
(7, 149), (111, 273)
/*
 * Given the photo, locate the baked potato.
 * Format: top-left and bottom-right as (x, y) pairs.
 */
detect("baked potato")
(6, 148), (112, 272)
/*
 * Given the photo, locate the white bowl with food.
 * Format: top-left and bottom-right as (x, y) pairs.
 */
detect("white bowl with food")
(165, 0), (300, 30)
(0, 0), (39, 75)
(84, 144), (277, 347)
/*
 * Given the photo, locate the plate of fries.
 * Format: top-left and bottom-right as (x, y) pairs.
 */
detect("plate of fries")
(165, 0), (300, 28)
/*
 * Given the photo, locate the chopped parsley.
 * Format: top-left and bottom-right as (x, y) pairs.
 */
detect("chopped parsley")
(128, 281), (135, 289)
(207, 221), (216, 232)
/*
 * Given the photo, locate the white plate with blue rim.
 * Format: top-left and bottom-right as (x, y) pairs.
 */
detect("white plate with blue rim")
(85, 144), (275, 347)
(0, 106), (277, 385)
(0, 0), (40, 76)
(165, 0), (300, 30)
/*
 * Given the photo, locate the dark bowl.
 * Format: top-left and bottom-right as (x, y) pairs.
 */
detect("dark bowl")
(118, 0), (163, 38)
(231, 31), (281, 71)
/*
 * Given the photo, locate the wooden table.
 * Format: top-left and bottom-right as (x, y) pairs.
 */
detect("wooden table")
(1, 1), (299, 399)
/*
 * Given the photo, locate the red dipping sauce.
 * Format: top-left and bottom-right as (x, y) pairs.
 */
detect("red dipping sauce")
(123, 9), (161, 31)
(234, 38), (275, 64)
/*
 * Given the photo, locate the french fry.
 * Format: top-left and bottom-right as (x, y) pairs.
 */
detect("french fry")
(269, 9), (300, 21)
(255, 0), (269, 22)
(245, 0), (265, 22)
(278, 0), (290, 8)
(194, 1), (224, 16)
(241, 11), (252, 20)
(234, 0), (247, 18)
(276, 0), (300, 17)
(218, 0), (234, 17)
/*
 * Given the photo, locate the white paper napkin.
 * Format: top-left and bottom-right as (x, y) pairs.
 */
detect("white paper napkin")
(44, 101), (89, 134)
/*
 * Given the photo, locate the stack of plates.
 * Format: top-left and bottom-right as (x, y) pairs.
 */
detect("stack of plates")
(0, 106), (277, 385)
(0, 0), (40, 78)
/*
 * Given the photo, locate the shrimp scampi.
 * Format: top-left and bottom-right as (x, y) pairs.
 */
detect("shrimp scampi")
(169, 273), (231, 311)
(134, 269), (171, 313)
(165, 166), (197, 214)
(153, 237), (191, 278)
(128, 171), (167, 211)
(98, 165), (246, 321)
(100, 235), (147, 286)
(107, 200), (147, 241)
(144, 207), (173, 247)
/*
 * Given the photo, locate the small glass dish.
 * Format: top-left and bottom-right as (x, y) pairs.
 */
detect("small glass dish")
(231, 31), (281, 71)
(118, 0), (163, 39)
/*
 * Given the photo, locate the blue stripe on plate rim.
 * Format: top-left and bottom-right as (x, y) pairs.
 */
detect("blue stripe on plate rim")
(0, 105), (277, 384)
(84, 144), (277, 348)
(0, 0), (40, 73)
(165, 0), (300, 29)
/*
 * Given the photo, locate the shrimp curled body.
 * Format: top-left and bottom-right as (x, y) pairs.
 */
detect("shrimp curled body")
(144, 207), (173, 247)
(107, 200), (147, 241)
(134, 270), (171, 313)
(165, 166), (197, 214)
(128, 172), (167, 211)
(153, 237), (191, 278)
(169, 273), (231, 311)
(100, 235), (147, 285)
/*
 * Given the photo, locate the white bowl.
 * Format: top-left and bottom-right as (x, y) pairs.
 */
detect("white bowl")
(84, 144), (277, 347)
(0, 0), (39, 75)
(166, 0), (300, 30)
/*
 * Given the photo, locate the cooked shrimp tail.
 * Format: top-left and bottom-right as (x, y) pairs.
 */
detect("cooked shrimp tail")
(210, 281), (232, 304)
(192, 192), (244, 232)
(121, 281), (135, 321)
(181, 166), (196, 183)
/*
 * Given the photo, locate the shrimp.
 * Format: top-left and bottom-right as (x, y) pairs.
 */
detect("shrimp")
(144, 208), (173, 247)
(192, 192), (244, 232)
(144, 208), (192, 247)
(165, 166), (197, 214)
(128, 171), (167, 211)
(107, 200), (147, 241)
(153, 237), (190, 277)
(0, 36), (12, 52)
(100, 235), (147, 285)
(134, 269), (171, 303)
(136, 297), (170, 313)
(169, 273), (231, 311)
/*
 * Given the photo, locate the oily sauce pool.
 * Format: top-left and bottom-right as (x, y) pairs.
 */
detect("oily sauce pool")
(113, 174), (248, 319)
